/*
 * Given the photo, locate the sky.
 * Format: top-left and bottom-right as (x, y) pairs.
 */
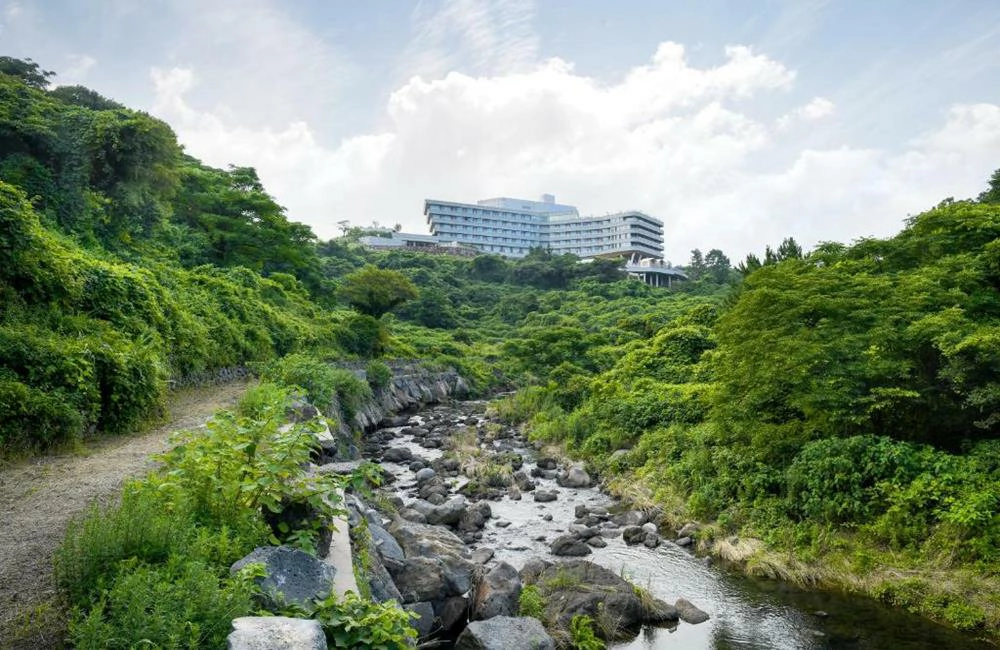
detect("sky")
(3, 0), (1000, 263)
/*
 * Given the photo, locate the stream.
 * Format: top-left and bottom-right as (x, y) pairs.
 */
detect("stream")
(368, 399), (993, 650)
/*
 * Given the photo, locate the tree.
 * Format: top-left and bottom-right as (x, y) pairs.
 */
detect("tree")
(979, 168), (1000, 204)
(687, 249), (707, 280)
(0, 57), (54, 89)
(704, 249), (731, 283)
(337, 264), (418, 318)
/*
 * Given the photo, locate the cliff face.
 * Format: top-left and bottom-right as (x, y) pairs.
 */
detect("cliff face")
(325, 367), (471, 461)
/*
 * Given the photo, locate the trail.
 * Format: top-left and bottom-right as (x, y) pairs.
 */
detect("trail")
(0, 379), (252, 649)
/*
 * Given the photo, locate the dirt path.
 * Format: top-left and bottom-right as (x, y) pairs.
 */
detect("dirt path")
(0, 379), (252, 648)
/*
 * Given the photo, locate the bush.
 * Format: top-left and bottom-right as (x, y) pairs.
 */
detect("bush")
(365, 360), (393, 389)
(68, 557), (258, 649)
(308, 592), (418, 649)
(518, 584), (545, 619)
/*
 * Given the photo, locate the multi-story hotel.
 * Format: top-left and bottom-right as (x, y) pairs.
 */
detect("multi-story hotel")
(422, 194), (664, 259)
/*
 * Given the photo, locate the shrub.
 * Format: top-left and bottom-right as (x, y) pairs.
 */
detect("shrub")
(569, 614), (605, 650)
(307, 592), (418, 649)
(55, 483), (192, 608)
(518, 584), (545, 619)
(68, 557), (258, 649)
(365, 360), (393, 389)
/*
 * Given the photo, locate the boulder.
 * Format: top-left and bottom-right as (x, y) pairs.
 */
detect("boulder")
(556, 464), (591, 488)
(675, 598), (710, 624)
(387, 556), (450, 603)
(535, 457), (558, 470)
(382, 447), (413, 463)
(675, 536), (693, 547)
(586, 536), (608, 548)
(612, 510), (647, 527)
(513, 471), (536, 492)
(390, 518), (476, 595)
(405, 601), (436, 639)
(677, 522), (700, 538)
(227, 616), (326, 650)
(622, 526), (646, 545)
(434, 595), (469, 632)
(415, 467), (436, 483)
(455, 616), (555, 650)
(369, 522), (405, 563)
(231, 546), (334, 609)
(533, 490), (558, 503)
(643, 531), (661, 548)
(472, 562), (522, 620)
(458, 508), (487, 532)
(522, 559), (670, 641)
(549, 534), (592, 557)
(410, 496), (468, 526)
(519, 557), (552, 584)
(470, 547), (495, 564)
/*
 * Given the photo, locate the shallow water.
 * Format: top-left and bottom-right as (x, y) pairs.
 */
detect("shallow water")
(377, 402), (993, 650)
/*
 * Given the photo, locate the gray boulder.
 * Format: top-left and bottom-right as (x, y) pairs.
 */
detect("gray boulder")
(675, 598), (710, 624)
(231, 546), (335, 609)
(533, 490), (558, 503)
(549, 534), (592, 556)
(387, 556), (450, 603)
(390, 518), (476, 595)
(455, 616), (555, 650)
(622, 526), (646, 545)
(410, 495), (468, 526)
(472, 562), (522, 620)
(613, 510), (647, 527)
(383, 447), (413, 463)
(415, 467), (436, 483)
(405, 601), (437, 639)
(556, 464), (591, 488)
(369, 522), (405, 563)
(523, 559), (670, 641)
(434, 595), (469, 632)
(228, 616), (326, 650)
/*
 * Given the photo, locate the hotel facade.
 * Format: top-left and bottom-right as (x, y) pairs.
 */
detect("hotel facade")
(423, 194), (664, 259)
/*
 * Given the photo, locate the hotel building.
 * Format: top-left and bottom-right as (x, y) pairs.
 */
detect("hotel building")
(423, 194), (664, 259)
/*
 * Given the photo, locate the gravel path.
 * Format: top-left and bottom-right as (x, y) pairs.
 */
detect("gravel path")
(0, 380), (252, 648)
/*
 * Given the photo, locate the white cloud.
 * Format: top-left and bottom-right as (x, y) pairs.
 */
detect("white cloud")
(776, 96), (835, 129)
(150, 44), (1000, 263)
(59, 53), (97, 83)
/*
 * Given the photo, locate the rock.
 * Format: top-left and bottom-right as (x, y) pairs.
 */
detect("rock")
(410, 496), (468, 526)
(622, 526), (646, 545)
(369, 522), (405, 563)
(533, 490), (558, 503)
(519, 557), (552, 584)
(523, 560), (659, 640)
(542, 514), (553, 522)
(231, 546), (335, 609)
(549, 534), (592, 556)
(536, 457), (558, 470)
(507, 486), (522, 500)
(677, 522), (700, 538)
(513, 471), (536, 492)
(390, 518), (476, 595)
(415, 467), (436, 483)
(228, 616), (327, 650)
(476, 501), (493, 519)
(399, 507), (428, 524)
(470, 547), (495, 564)
(675, 598), (710, 624)
(388, 556), (451, 603)
(427, 493), (446, 505)
(405, 601), (436, 639)
(586, 536), (608, 548)
(495, 520), (512, 528)
(642, 522), (658, 534)
(408, 460), (426, 472)
(574, 505), (589, 519)
(455, 616), (555, 650)
(434, 595), (469, 632)
(675, 536), (693, 547)
(643, 532), (661, 548)
(382, 447), (413, 463)
(612, 510), (647, 527)
(644, 599), (679, 624)
(556, 464), (591, 488)
(472, 562), (522, 620)
(458, 508), (487, 532)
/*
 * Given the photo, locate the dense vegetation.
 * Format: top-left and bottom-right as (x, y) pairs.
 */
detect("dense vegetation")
(4, 54), (1000, 642)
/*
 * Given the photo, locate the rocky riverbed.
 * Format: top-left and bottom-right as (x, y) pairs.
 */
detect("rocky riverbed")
(348, 398), (708, 647)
